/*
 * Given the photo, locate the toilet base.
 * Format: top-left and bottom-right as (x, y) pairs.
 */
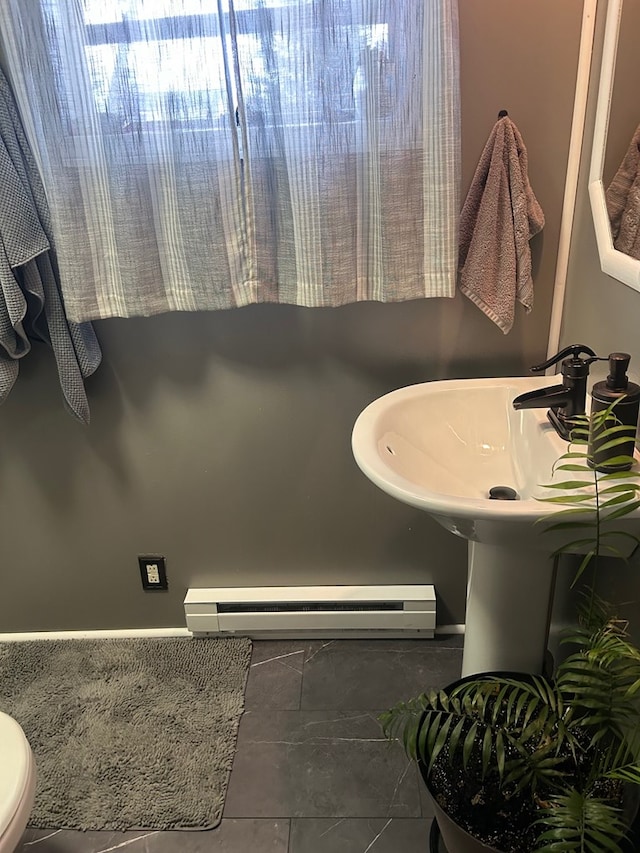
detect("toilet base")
(0, 750), (36, 853)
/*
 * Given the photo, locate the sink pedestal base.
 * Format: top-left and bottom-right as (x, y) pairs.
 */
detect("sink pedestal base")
(462, 542), (556, 677)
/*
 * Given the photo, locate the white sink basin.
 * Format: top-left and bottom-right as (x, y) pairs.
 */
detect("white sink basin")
(352, 376), (640, 676)
(352, 376), (567, 549)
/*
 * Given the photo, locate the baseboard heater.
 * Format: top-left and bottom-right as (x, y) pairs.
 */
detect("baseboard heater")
(184, 584), (436, 639)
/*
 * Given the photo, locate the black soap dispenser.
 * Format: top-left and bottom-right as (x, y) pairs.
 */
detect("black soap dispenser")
(588, 353), (640, 472)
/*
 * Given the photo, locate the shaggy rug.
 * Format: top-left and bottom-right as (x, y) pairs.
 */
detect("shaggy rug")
(0, 636), (252, 831)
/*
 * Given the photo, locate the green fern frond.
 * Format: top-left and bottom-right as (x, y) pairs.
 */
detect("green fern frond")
(606, 763), (640, 786)
(544, 481), (597, 491)
(535, 789), (627, 853)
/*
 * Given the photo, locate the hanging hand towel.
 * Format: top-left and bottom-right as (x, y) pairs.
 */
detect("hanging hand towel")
(458, 115), (544, 335)
(605, 124), (640, 260)
(0, 68), (101, 423)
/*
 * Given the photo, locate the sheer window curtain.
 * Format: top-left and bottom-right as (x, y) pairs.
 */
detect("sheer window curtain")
(0, 0), (460, 323)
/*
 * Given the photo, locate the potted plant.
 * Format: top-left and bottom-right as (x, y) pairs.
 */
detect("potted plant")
(381, 403), (640, 853)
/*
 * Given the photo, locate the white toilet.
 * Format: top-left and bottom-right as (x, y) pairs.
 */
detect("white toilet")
(0, 713), (36, 853)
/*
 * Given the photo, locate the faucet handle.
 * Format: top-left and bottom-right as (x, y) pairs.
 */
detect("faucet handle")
(530, 344), (598, 374)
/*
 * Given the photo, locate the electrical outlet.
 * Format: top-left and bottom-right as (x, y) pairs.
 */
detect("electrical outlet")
(146, 563), (160, 584)
(138, 555), (168, 591)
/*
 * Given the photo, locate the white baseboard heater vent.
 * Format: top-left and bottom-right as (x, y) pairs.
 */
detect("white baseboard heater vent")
(184, 585), (436, 639)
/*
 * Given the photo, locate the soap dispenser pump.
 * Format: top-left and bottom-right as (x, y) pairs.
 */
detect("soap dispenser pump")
(588, 352), (640, 472)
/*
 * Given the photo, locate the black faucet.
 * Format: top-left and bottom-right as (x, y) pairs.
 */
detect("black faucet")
(512, 344), (599, 440)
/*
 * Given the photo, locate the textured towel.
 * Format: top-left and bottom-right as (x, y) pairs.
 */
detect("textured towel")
(0, 68), (101, 423)
(605, 124), (640, 260)
(458, 116), (544, 335)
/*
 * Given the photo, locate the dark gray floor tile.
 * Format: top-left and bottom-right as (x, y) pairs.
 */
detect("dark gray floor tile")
(146, 819), (290, 851)
(301, 640), (462, 710)
(19, 829), (155, 851)
(245, 641), (305, 710)
(20, 822), (290, 852)
(223, 710), (421, 819)
(289, 817), (433, 852)
(418, 772), (436, 818)
(20, 638), (458, 850)
(432, 633), (464, 648)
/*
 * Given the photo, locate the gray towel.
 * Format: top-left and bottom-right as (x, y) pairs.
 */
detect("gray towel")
(0, 67), (101, 424)
(458, 116), (544, 335)
(605, 124), (640, 260)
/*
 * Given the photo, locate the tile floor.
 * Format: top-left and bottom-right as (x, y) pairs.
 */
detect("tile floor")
(18, 635), (640, 853)
(18, 637), (461, 852)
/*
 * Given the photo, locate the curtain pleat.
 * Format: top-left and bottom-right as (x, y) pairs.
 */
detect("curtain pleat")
(0, 0), (460, 322)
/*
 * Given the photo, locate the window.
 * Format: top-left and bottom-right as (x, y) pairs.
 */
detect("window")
(0, 1), (460, 320)
(55, 1), (400, 143)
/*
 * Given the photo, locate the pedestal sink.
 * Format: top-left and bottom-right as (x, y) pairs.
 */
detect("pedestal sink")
(351, 376), (639, 676)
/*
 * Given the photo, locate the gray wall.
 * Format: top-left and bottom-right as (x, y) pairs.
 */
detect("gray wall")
(0, 1), (583, 632)
(561, 0), (640, 365)
(557, 0), (640, 635)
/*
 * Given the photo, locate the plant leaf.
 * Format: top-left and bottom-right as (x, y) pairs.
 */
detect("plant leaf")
(481, 724), (492, 778)
(543, 481), (596, 490)
(571, 551), (596, 586)
(551, 539), (597, 557)
(589, 435), (635, 453)
(538, 494), (597, 504)
(427, 714), (453, 774)
(602, 499), (640, 521)
(598, 482), (640, 495)
(543, 521), (597, 532)
(495, 730), (505, 778)
(600, 469), (640, 480)
(599, 493), (640, 509)
(448, 717), (466, 765)
(462, 720), (478, 770)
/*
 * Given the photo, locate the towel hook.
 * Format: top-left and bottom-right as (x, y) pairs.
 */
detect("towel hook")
(498, 109), (509, 118)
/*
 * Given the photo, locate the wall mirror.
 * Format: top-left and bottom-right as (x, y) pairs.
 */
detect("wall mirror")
(589, 0), (640, 291)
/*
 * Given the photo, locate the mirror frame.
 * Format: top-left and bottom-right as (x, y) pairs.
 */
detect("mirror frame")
(588, 0), (640, 290)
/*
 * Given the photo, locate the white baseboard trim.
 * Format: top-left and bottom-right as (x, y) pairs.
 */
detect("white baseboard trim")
(0, 624), (465, 642)
(0, 628), (191, 642)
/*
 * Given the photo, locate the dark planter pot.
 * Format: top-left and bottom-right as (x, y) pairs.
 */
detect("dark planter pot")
(418, 671), (640, 853)
(418, 671), (533, 853)
(428, 794), (502, 853)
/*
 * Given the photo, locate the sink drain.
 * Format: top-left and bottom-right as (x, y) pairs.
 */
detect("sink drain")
(488, 485), (519, 501)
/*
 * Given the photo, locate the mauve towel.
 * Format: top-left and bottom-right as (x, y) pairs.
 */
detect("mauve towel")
(458, 116), (544, 335)
(605, 124), (640, 261)
(0, 67), (101, 423)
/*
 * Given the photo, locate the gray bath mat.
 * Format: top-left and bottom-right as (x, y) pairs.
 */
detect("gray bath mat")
(0, 636), (252, 831)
